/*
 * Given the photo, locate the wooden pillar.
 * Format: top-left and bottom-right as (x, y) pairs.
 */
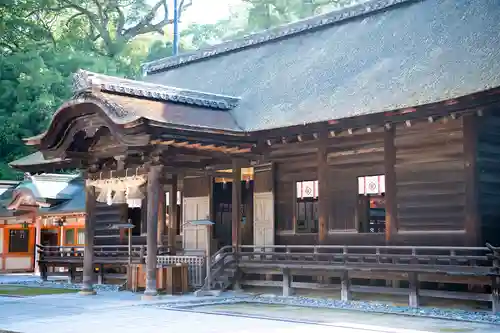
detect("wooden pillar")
(317, 140), (329, 285)
(157, 182), (166, 246)
(80, 184), (96, 295)
(144, 165), (161, 297)
(33, 213), (41, 275)
(318, 141), (329, 244)
(232, 160), (242, 248)
(384, 125), (398, 243)
(463, 114), (480, 246)
(168, 174), (178, 254)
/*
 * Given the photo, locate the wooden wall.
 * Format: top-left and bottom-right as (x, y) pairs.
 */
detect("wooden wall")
(275, 153), (315, 232)
(183, 177), (210, 198)
(477, 111), (500, 247)
(94, 203), (129, 246)
(395, 120), (465, 232)
(274, 118), (472, 247)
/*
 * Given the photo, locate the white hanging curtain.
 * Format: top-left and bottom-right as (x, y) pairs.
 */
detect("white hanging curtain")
(88, 175), (147, 207)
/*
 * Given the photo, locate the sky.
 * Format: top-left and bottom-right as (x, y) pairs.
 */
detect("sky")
(182, 0), (242, 24)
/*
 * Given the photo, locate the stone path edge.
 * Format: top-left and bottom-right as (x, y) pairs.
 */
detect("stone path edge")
(143, 295), (500, 325)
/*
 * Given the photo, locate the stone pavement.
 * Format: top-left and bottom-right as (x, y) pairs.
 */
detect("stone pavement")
(0, 292), (437, 333)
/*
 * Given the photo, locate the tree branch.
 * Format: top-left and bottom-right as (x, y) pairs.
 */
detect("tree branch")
(122, 0), (165, 37)
(65, 12), (86, 27)
(122, 0), (191, 38)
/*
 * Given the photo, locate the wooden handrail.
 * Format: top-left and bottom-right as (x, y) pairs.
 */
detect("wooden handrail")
(240, 245), (489, 251)
(36, 244), (171, 262)
(235, 244), (496, 273)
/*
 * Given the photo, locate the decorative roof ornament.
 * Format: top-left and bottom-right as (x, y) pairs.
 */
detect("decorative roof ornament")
(71, 69), (241, 110)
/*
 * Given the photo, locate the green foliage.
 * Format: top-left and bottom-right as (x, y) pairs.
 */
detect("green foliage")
(243, 0), (354, 31)
(0, 0), (191, 179)
(0, 43), (126, 179)
(0, 0), (355, 180)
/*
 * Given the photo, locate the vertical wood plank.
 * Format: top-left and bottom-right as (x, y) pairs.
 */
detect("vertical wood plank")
(144, 165), (161, 297)
(232, 160), (242, 248)
(463, 114), (480, 246)
(384, 125), (398, 243)
(318, 138), (329, 243)
(80, 183), (96, 295)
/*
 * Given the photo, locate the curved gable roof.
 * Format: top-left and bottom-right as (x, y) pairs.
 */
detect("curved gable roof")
(143, 0), (500, 131)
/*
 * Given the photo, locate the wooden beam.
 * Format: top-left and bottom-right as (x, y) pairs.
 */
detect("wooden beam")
(384, 125), (398, 243)
(232, 160), (242, 248)
(463, 114), (480, 246)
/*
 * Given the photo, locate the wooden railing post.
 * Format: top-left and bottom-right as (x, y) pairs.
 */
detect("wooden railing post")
(488, 244), (500, 313)
(340, 270), (351, 301)
(97, 264), (104, 285)
(409, 272), (420, 307)
(69, 264), (76, 284)
(140, 245), (145, 264)
(282, 268), (294, 297)
(408, 247), (420, 307)
(492, 277), (500, 314)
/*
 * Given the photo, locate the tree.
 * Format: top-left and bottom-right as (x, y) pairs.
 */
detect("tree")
(243, 0), (354, 32)
(33, 0), (194, 56)
(0, 42), (128, 179)
(181, 0), (356, 48)
(0, 0), (57, 54)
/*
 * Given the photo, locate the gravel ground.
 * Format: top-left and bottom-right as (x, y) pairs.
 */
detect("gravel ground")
(146, 294), (500, 325)
(0, 274), (121, 292)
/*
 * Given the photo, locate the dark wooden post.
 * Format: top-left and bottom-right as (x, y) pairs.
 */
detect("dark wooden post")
(318, 139), (329, 244)
(80, 183), (96, 295)
(168, 174), (178, 254)
(463, 114), (480, 246)
(232, 160), (242, 248)
(144, 165), (161, 298)
(384, 125), (398, 243)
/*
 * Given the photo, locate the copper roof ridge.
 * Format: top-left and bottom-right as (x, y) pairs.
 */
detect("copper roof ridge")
(142, 0), (419, 75)
(72, 69), (240, 110)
